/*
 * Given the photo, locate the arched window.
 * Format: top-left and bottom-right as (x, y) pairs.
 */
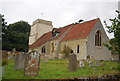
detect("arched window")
(41, 46), (45, 53)
(77, 45), (79, 53)
(95, 30), (101, 46)
(51, 43), (54, 53)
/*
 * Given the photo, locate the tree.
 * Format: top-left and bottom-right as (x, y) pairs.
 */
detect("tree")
(104, 10), (120, 59)
(0, 14), (8, 50)
(2, 20), (31, 52)
(62, 45), (72, 58)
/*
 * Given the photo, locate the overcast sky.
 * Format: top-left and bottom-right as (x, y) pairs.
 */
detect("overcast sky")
(0, 0), (120, 38)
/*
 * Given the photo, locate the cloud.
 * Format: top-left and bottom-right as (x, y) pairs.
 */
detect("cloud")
(0, 0), (119, 38)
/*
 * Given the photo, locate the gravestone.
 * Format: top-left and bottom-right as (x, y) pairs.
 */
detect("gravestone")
(14, 52), (25, 70)
(2, 51), (8, 76)
(95, 61), (100, 66)
(101, 62), (105, 66)
(89, 61), (94, 67)
(58, 54), (62, 59)
(44, 55), (48, 62)
(79, 61), (85, 67)
(68, 53), (77, 72)
(2, 51), (8, 64)
(24, 50), (40, 76)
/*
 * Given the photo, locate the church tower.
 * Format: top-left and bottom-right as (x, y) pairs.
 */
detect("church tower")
(29, 19), (53, 45)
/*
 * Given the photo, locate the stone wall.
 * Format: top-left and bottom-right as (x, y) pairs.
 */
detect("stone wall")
(87, 19), (112, 60)
(60, 38), (87, 60)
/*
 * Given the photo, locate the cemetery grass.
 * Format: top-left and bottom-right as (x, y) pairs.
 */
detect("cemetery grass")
(3, 58), (120, 79)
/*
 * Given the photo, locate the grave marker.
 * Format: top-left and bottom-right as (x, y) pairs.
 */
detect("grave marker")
(24, 50), (40, 76)
(68, 53), (77, 72)
(14, 52), (25, 70)
(95, 61), (100, 66)
(79, 61), (85, 67)
(89, 61), (94, 67)
(2, 51), (8, 76)
(44, 55), (48, 62)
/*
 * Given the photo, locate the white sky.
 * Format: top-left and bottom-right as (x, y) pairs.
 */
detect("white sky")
(0, 0), (120, 38)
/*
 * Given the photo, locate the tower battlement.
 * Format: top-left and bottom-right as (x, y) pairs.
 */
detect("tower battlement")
(32, 19), (52, 26)
(29, 19), (53, 45)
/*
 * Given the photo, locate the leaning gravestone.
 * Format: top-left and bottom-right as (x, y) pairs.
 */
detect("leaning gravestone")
(14, 52), (25, 70)
(68, 53), (77, 72)
(24, 50), (40, 76)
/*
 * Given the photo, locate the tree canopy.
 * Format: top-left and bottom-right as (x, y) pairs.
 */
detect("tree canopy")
(104, 10), (120, 55)
(2, 18), (31, 52)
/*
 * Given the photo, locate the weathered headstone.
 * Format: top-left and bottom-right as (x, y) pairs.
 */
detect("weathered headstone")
(89, 61), (94, 67)
(24, 50), (40, 76)
(95, 61), (100, 66)
(101, 62), (105, 66)
(2, 51), (8, 76)
(14, 52), (25, 70)
(2, 51), (8, 64)
(44, 55), (48, 62)
(79, 61), (85, 67)
(68, 53), (77, 72)
(12, 48), (16, 56)
(93, 67), (97, 71)
(58, 54), (64, 59)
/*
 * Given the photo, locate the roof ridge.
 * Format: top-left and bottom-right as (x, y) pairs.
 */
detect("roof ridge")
(78, 18), (99, 24)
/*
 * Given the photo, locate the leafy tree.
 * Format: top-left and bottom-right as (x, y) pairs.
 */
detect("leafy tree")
(2, 20), (31, 52)
(104, 10), (120, 59)
(62, 45), (72, 58)
(0, 14), (8, 50)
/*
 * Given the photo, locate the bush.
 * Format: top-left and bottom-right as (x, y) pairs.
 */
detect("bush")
(61, 45), (72, 58)
(2, 51), (8, 66)
(2, 59), (8, 66)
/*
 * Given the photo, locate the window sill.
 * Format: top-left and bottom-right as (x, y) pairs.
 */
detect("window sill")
(95, 46), (102, 49)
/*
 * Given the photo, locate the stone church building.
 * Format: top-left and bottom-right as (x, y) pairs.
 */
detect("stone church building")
(29, 18), (119, 61)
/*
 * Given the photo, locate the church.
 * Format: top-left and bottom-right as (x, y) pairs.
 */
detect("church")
(29, 18), (119, 61)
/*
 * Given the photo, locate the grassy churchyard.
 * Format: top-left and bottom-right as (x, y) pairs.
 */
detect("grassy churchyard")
(2, 58), (120, 79)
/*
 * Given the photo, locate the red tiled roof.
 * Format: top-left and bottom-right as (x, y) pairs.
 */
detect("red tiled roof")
(29, 31), (52, 49)
(52, 24), (73, 40)
(62, 18), (99, 41)
(29, 24), (73, 49)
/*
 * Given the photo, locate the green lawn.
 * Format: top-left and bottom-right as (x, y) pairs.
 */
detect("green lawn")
(2, 58), (120, 79)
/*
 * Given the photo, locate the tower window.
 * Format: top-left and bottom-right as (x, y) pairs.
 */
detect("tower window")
(95, 30), (101, 46)
(41, 46), (46, 53)
(77, 45), (80, 53)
